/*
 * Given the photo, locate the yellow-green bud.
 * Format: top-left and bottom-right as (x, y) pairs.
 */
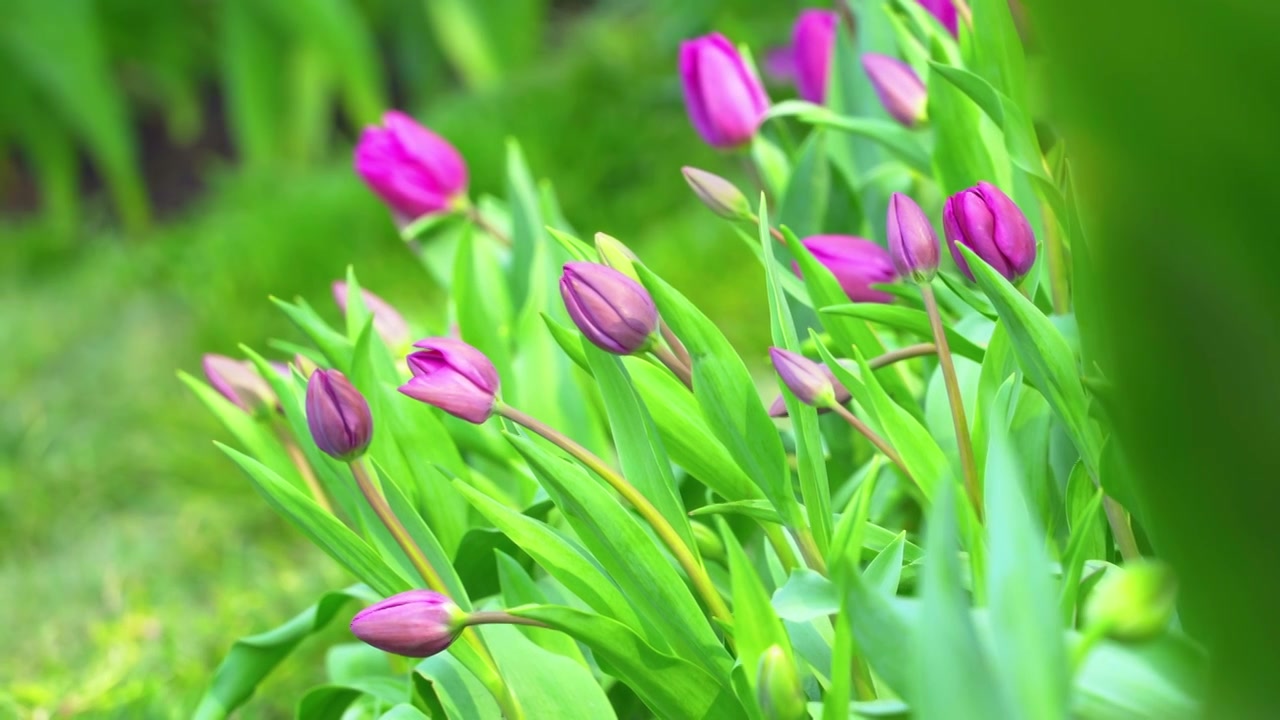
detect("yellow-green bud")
(1085, 560), (1177, 641)
(757, 645), (806, 720)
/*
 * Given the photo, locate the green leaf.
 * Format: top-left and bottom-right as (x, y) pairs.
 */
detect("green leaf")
(505, 137), (546, 310)
(773, 569), (837, 622)
(769, 101), (931, 176)
(779, 129), (831, 237)
(494, 552), (587, 665)
(636, 265), (797, 526)
(964, 0), (1029, 106)
(216, 444), (412, 596)
(722, 521), (793, 691)
(415, 653), (501, 720)
(378, 463), (471, 607)
(507, 435), (732, 677)
(926, 39), (999, 194)
(272, 296), (354, 371)
(864, 532), (908, 596)
(1074, 635), (1203, 720)
(1060, 466), (1106, 624)
(193, 586), (376, 720)
(379, 704), (433, 720)
(822, 303), (987, 363)
(510, 605), (747, 720)
(454, 225), (515, 386)
(545, 226), (595, 262)
(837, 563), (916, 703)
(486, 625), (617, 719)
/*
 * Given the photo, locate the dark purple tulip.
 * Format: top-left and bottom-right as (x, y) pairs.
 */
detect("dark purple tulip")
(305, 369), (373, 460)
(768, 363), (852, 417)
(400, 337), (500, 423)
(769, 348), (841, 408)
(560, 262), (659, 355)
(350, 590), (464, 658)
(943, 182), (1037, 282)
(332, 281), (410, 349)
(918, 0), (959, 36)
(354, 111), (468, 221)
(682, 166), (752, 221)
(792, 10), (839, 104)
(679, 33), (770, 148)
(798, 236), (897, 303)
(861, 54), (927, 127)
(203, 354), (276, 413)
(886, 193), (940, 282)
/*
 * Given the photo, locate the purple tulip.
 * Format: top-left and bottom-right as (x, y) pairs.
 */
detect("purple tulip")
(861, 54), (927, 127)
(792, 10), (839, 104)
(400, 337), (500, 424)
(354, 111), (468, 221)
(943, 182), (1037, 282)
(332, 281), (410, 349)
(350, 590), (464, 658)
(769, 348), (842, 409)
(798, 236), (897, 303)
(763, 45), (797, 83)
(918, 0), (959, 36)
(560, 262), (659, 355)
(203, 354), (276, 413)
(679, 33), (770, 148)
(767, 363), (852, 417)
(305, 369), (373, 460)
(682, 166), (752, 221)
(886, 193), (940, 282)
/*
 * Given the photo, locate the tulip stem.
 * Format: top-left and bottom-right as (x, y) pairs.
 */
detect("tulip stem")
(869, 342), (937, 369)
(498, 404), (735, 633)
(659, 321), (693, 368)
(793, 526), (828, 575)
(465, 611), (552, 629)
(1040, 199), (1071, 314)
(276, 424), (332, 513)
(466, 207), (511, 248)
(921, 283), (983, 521)
(650, 343), (694, 389)
(746, 213), (788, 245)
(829, 403), (916, 490)
(1103, 495), (1141, 561)
(763, 524), (800, 574)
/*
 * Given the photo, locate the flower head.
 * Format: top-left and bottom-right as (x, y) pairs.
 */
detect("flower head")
(305, 369), (373, 460)
(680, 34), (770, 148)
(886, 193), (940, 282)
(799, 236), (897, 303)
(943, 181), (1036, 282)
(350, 590), (465, 658)
(354, 111), (468, 220)
(918, 0), (959, 36)
(560, 263), (659, 355)
(862, 54), (927, 127)
(767, 363), (851, 417)
(332, 281), (410, 349)
(203, 354), (277, 414)
(400, 337), (500, 423)
(682, 166), (752, 221)
(792, 10), (839, 104)
(769, 348), (842, 408)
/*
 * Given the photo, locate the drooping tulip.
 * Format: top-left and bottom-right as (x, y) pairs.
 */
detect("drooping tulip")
(886, 192), (940, 282)
(305, 369), (373, 460)
(354, 111), (468, 220)
(791, 10), (839, 104)
(799, 235), (897, 303)
(560, 263), (659, 355)
(350, 590), (465, 658)
(400, 337), (500, 424)
(942, 181), (1037, 282)
(861, 54), (927, 127)
(679, 34), (771, 148)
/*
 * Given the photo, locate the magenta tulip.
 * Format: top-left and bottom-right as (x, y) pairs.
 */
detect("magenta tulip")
(354, 111), (468, 220)
(679, 34), (770, 148)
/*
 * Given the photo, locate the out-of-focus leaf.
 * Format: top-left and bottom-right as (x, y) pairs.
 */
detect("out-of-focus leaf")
(964, 0), (1029, 107)
(271, 296), (354, 371)
(379, 704), (433, 720)
(837, 563), (916, 703)
(770, 101), (931, 176)
(192, 586), (376, 720)
(1060, 466), (1106, 624)
(926, 39), (999, 194)
(455, 226), (515, 387)
(779, 129), (831, 237)
(772, 569), (837, 622)
(422, 0), (502, 88)
(1073, 635), (1204, 720)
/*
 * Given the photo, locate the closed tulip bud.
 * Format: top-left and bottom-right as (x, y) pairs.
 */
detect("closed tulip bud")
(918, 0), (959, 36)
(887, 192), (940, 282)
(691, 522), (726, 562)
(350, 590), (466, 658)
(400, 338), (500, 424)
(861, 54), (927, 127)
(560, 263), (659, 355)
(768, 363), (852, 417)
(680, 34), (770, 148)
(682, 166), (753, 221)
(1085, 561), (1178, 642)
(769, 348), (839, 409)
(292, 354), (319, 378)
(203, 354), (276, 414)
(798, 235), (897, 303)
(757, 645), (806, 720)
(332, 281), (410, 350)
(943, 181), (1037, 282)
(354, 111), (468, 221)
(305, 369), (373, 460)
(594, 232), (641, 282)
(791, 10), (839, 104)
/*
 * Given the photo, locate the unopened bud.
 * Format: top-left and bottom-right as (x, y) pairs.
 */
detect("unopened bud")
(594, 232), (641, 282)
(1085, 560), (1177, 641)
(757, 645), (806, 720)
(682, 166), (752, 221)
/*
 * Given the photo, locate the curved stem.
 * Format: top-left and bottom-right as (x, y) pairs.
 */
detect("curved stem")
(830, 404), (916, 489)
(921, 283), (983, 521)
(748, 213), (789, 245)
(650, 343), (693, 389)
(466, 611), (552, 629)
(276, 423), (332, 513)
(466, 207), (511, 247)
(793, 526), (828, 575)
(498, 404), (734, 631)
(868, 343), (937, 370)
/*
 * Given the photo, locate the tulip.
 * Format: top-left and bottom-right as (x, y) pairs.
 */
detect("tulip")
(791, 10), (839, 104)
(769, 348), (842, 408)
(943, 181), (1036, 282)
(767, 363), (852, 417)
(354, 111), (468, 220)
(918, 0), (959, 36)
(798, 235), (897, 303)
(861, 54), (927, 127)
(1084, 561), (1177, 641)
(305, 369), (373, 460)
(400, 337), (500, 423)
(350, 590), (465, 658)
(682, 166), (753, 221)
(203, 354), (276, 414)
(679, 34), (770, 148)
(886, 192), (940, 282)
(332, 281), (410, 349)
(757, 645), (806, 720)
(594, 232), (641, 282)
(560, 263), (659, 355)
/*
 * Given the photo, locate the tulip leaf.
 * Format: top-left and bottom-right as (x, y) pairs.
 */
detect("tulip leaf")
(925, 39), (1000, 195)
(770, 101), (931, 176)
(1060, 467), (1107, 624)
(545, 226), (595, 262)
(779, 129), (831, 238)
(721, 520), (794, 694)
(507, 434), (732, 677)
(494, 552), (588, 665)
(836, 561), (917, 704)
(374, 461), (471, 607)
(484, 625), (617, 719)
(415, 653), (501, 720)
(583, 343), (699, 555)
(636, 264), (800, 528)
(505, 137), (544, 310)
(192, 586), (377, 720)
(1074, 634), (1204, 719)
(509, 605), (748, 720)
(455, 224), (516, 387)
(822, 302), (986, 363)
(379, 704), (434, 720)
(964, 0), (1029, 108)
(271, 296), (354, 372)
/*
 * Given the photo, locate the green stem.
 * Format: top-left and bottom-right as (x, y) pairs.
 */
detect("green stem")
(466, 611), (552, 629)
(868, 343), (936, 369)
(498, 404), (735, 631)
(921, 283), (983, 521)
(792, 526), (828, 575)
(763, 524), (799, 575)
(466, 206), (512, 247)
(829, 404), (916, 490)
(650, 342), (693, 389)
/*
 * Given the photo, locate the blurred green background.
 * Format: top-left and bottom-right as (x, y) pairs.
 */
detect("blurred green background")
(0, 0), (802, 716)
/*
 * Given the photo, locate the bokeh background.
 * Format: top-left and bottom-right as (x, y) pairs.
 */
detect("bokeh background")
(4, 0), (1280, 717)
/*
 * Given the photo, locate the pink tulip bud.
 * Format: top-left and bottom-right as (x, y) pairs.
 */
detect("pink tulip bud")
(400, 337), (500, 424)
(679, 34), (770, 148)
(354, 111), (468, 221)
(350, 590), (465, 658)
(943, 182), (1036, 282)
(861, 54), (927, 127)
